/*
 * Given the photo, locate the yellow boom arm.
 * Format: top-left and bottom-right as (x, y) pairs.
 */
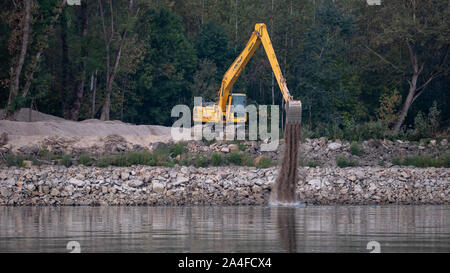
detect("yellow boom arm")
(217, 23), (294, 113)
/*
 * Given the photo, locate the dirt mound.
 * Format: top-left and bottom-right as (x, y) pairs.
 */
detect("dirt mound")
(0, 108), (65, 122)
(0, 109), (172, 154)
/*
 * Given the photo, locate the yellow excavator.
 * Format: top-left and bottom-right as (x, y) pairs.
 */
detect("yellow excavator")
(193, 23), (302, 125)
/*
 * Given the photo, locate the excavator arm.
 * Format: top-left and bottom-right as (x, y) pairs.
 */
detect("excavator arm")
(194, 23), (301, 124)
(218, 23), (294, 111)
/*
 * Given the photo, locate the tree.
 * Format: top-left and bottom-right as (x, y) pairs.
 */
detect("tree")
(134, 8), (197, 125)
(191, 59), (218, 102)
(70, 0), (89, 120)
(195, 22), (234, 77)
(3, 0), (67, 118)
(98, 0), (136, 121)
(295, 0), (359, 125)
(21, 0), (67, 99)
(363, 0), (450, 133)
(5, 0), (32, 115)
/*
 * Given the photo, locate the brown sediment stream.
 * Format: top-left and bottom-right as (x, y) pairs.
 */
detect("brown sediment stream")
(271, 122), (301, 203)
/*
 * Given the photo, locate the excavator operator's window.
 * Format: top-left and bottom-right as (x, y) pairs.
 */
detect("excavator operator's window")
(231, 95), (246, 118)
(231, 95), (246, 108)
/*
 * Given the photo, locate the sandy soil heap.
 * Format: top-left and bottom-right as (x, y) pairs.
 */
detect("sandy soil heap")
(0, 108), (172, 153)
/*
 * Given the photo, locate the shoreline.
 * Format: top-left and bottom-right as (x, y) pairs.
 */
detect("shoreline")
(1, 165), (448, 206)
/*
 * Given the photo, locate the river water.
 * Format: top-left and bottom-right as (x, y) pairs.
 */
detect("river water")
(0, 206), (449, 253)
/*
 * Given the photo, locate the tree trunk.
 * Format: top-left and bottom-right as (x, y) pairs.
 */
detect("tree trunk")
(6, 0), (32, 115)
(71, 0), (89, 121)
(61, 11), (71, 119)
(91, 70), (97, 118)
(392, 74), (417, 134)
(22, 0), (67, 99)
(392, 41), (422, 134)
(100, 91), (111, 120)
(99, 0), (133, 121)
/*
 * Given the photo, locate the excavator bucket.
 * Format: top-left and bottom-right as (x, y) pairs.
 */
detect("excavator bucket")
(286, 100), (302, 124)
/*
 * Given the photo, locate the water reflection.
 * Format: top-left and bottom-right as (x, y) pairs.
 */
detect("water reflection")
(277, 208), (297, 252)
(0, 206), (449, 253)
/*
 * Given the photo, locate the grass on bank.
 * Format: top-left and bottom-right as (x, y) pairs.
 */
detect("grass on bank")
(392, 154), (450, 168)
(1, 142), (275, 169)
(350, 142), (362, 156)
(336, 155), (359, 168)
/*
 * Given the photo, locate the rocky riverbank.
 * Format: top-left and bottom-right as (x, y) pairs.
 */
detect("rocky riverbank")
(0, 165), (448, 206)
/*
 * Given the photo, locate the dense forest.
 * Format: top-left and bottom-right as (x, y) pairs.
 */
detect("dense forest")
(0, 0), (449, 141)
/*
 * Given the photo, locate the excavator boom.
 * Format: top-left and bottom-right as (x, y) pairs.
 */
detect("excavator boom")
(218, 24), (294, 110)
(194, 23), (301, 124)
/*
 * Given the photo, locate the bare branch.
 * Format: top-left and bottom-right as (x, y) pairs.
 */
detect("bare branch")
(365, 45), (403, 72)
(109, 0), (114, 45)
(406, 40), (419, 73)
(98, 0), (109, 45)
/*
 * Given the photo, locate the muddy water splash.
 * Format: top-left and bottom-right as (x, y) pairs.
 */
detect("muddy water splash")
(270, 122), (301, 204)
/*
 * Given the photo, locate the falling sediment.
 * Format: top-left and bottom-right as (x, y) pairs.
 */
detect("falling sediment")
(271, 122), (301, 204)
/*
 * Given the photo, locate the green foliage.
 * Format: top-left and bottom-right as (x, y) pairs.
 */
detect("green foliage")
(210, 152), (224, 166)
(96, 155), (115, 168)
(350, 142), (361, 156)
(135, 8), (197, 126)
(60, 154), (72, 167)
(296, 0), (358, 125)
(191, 59), (218, 101)
(336, 155), (359, 168)
(177, 155), (193, 166)
(298, 156), (320, 167)
(1, 0), (449, 140)
(303, 120), (394, 141)
(4, 154), (24, 167)
(307, 160), (320, 168)
(227, 151), (244, 166)
(237, 143), (246, 151)
(392, 157), (401, 166)
(242, 154), (255, 167)
(117, 151), (155, 166)
(393, 154), (449, 168)
(0, 17), (9, 106)
(96, 151), (155, 167)
(25, 155), (41, 167)
(413, 111), (430, 140)
(38, 148), (59, 162)
(256, 157), (272, 168)
(402, 102), (442, 141)
(152, 148), (170, 166)
(377, 89), (402, 128)
(165, 160), (176, 167)
(78, 153), (93, 166)
(170, 142), (186, 157)
(193, 154), (208, 168)
(195, 23), (234, 76)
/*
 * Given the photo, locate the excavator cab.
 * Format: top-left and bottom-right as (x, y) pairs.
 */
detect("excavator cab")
(231, 93), (246, 109)
(226, 93), (247, 123)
